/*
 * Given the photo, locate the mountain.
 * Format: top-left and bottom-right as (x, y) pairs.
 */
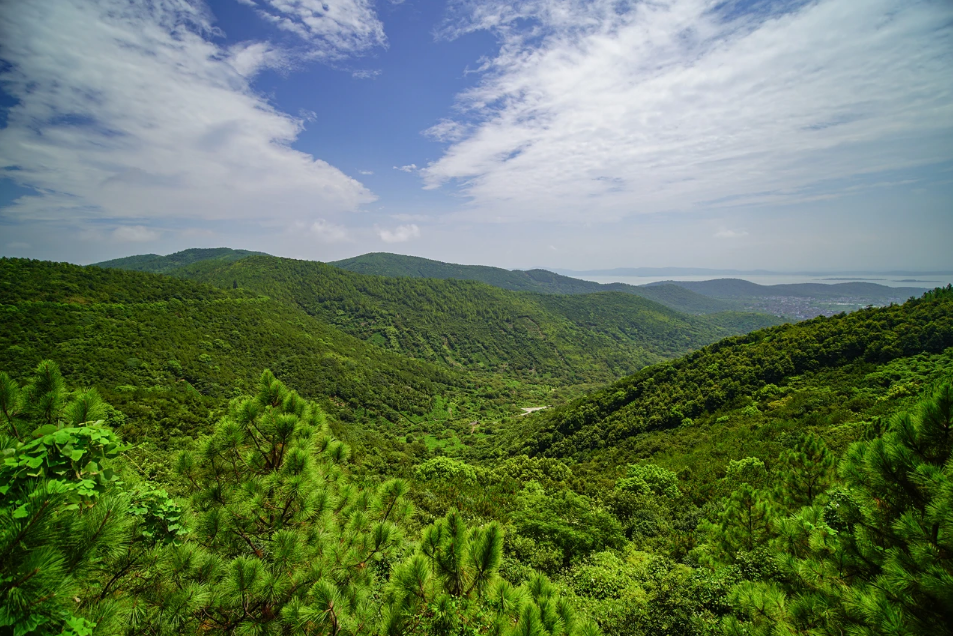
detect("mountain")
(156, 254), (782, 383)
(93, 247), (267, 273)
(330, 252), (736, 314)
(653, 277), (926, 300)
(0, 257), (483, 451)
(5, 255), (952, 636)
(501, 287), (953, 475)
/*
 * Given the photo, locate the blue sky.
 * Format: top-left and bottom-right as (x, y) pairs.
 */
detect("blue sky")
(0, 0), (951, 271)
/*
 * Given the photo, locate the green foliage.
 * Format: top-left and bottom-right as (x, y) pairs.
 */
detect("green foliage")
(386, 514), (598, 636)
(148, 370), (413, 633)
(4, 256), (953, 636)
(698, 484), (776, 565)
(0, 257), (503, 454)
(724, 385), (953, 635)
(723, 457), (767, 489)
(511, 483), (624, 570)
(509, 292), (953, 464)
(92, 248), (266, 274)
(330, 252), (737, 315)
(771, 431), (835, 509)
(164, 254), (778, 384)
(414, 457), (479, 485)
(615, 464), (681, 499)
(0, 363), (134, 635)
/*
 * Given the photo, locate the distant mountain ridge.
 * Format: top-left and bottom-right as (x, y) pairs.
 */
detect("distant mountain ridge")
(162, 254), (782, 383)
(329, 252), (735, 315)
(652, 278), (926, 300)
(557, 266), (953, 277)
(94, 247), (267, 274)
(95, 249), (926, 320)
(91, 249), (783, 383)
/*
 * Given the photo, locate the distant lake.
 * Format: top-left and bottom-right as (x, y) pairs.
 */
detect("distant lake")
(572, 273), (953, 289)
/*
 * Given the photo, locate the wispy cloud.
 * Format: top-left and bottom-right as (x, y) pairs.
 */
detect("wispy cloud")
(393, 164), (419, 173)
(352, 69), (382, 79)
(425, 0), (953, 222)
(246, 0), (386, 60)
(423, 119), (470, 143)
(378, 224), (421, 243)
(0, 0), (375, 230)
(310, 219), (350, 243)
(228, 41), (289, 78)
(358, 170), (374, 175)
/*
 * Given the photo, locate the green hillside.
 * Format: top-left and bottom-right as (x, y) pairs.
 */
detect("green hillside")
(164, 254), (780, 383)
(0, 258), (511, 454)
(503, 289), (953, 471)
(4, 255), (952, 636)
(93, 247), (266, 274)
(657, 277), (925, 300)
(331, 251), (736, 314)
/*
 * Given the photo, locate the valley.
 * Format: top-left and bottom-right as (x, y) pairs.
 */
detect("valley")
(1, 251), (951, 636)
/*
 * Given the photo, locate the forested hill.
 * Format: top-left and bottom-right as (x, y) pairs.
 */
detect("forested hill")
(655, 277), (926, 300)
(93, 247), (266, 273)
(505, 287), (953, 469)
(0, 257), (479, 445)
(162, 254), (781, 383)
(331, 251), (734, 314)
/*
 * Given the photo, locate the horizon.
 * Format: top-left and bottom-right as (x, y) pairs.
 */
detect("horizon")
(79, 246), (953, 289)
(1, 0), (951, 271)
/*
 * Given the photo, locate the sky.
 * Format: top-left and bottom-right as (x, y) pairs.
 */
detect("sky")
(0, 0), (951, 271)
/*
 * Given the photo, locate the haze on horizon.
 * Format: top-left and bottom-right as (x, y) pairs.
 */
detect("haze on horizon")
(0, 0), (951, 273)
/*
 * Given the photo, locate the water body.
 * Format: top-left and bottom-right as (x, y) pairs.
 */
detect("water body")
(573, 273), (953, 289)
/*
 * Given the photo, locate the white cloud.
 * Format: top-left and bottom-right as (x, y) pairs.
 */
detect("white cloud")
(0, 0), (375, 228)
(423, 119), (470, 143)
(358, 170), (374, 175)
(378, 224), (421, 243)
(425, 0), (953, 222)
(311, 219), (350, 243)
(393, 164), (419, 173)
(228, 41), (288, 78)
(251, 0), (386, 60)
(352, 69), (382, 79)
(714, 229), (749, 239)
(112, 225), (161, 242)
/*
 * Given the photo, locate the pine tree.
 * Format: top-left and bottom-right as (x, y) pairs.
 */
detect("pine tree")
(162, 369), (413, 634)
(384, 512), (599, 636)
(726, 384), (953, 635)
(699, 483), (776, 566)
(0, 361), (133, 635)
(772, 432), (836, 511)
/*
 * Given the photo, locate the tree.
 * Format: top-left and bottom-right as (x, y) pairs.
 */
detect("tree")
(0, 361), (144, 635)
(385, 512), (599, 636)
(169, 369), (412, 634)
(726, 384), (953, 635)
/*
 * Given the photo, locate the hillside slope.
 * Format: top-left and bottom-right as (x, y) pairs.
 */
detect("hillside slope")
(0, 258), (483, 447)
(504, 288), (953, 470)
(330, 252), (735, 314)
(167, 255), (781, 383)
(656, 277), (925, 300)
(93, 247), (266, 273)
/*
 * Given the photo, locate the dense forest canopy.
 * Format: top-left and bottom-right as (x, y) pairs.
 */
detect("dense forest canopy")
(329, 253), (736, 315)
(1, 254), (952, 636)
(157, 254), (780, 380)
